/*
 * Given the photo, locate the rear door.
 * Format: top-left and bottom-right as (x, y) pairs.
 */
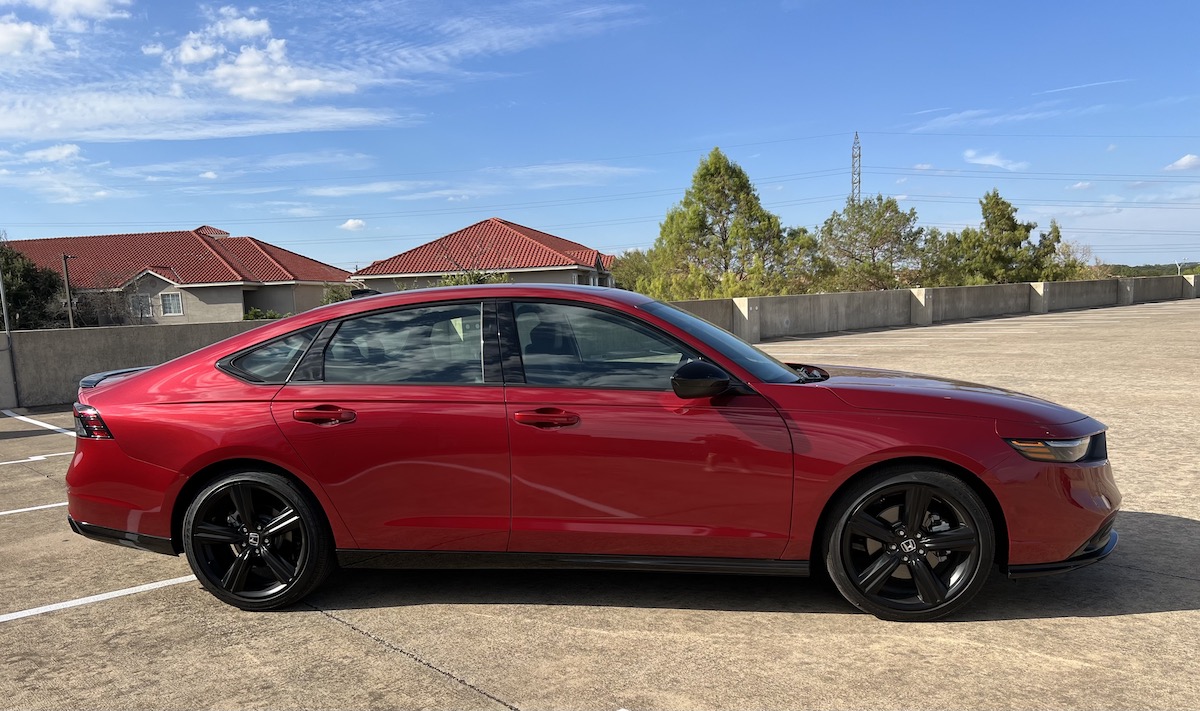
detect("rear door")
(271, 300), (511, 551)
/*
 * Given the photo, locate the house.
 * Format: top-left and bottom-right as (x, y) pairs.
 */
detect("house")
(10, 225), (350, 325)
(352, 217), (615, 291)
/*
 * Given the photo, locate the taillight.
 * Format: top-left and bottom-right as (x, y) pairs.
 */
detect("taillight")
(74, 403), (114, 439)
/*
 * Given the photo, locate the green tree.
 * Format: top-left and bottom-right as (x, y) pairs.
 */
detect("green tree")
(0, 231), (65, 330)
(817, 195), (923, 291)
(321, 283), (353, 305)
(641, 148), (820, 299)
(610, 249), (654, 291)
(923, 190), (1069, 285)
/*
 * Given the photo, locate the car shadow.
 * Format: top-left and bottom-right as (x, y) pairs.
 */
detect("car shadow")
(305, 511), (1199, 621)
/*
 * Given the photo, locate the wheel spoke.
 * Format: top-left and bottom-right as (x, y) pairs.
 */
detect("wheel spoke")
(903, 485), (932, 533)
(220, 549), (253, 593)
(924, 526), (977, 552)
(228, 483), (256, 528)
(262, 508), (300, 537)
(193, 522), (241, 545)
(259, 548), (296, 584)
(856, 552), (902, 594)
(909, 558), (948, 606)
(849, 510), (898, 544)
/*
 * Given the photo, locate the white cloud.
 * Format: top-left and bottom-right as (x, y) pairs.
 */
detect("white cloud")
(1032, 79), (1130, 96)
(176, 31), (221, 64)
(14, 0), (131, 22)
(895, 177), (908, 184)
(338, 218), (365, 231)
(198, 170), (217, 179)
(305, 181), (435, 197)
(209, 39), (354, 102)
(915, 104), (1104, 132)
(23, 142), (79, 161)
(213, 6), (270, 40)
(1164, 154), (1200, 171)
(963, 149), (1028, 171)
(0, 15), (53, 55)
(140, 42), (163, 56)
(500, 161), (646, 188)
(913, 163), (933, 170)
(1067, 181), (1092, 190)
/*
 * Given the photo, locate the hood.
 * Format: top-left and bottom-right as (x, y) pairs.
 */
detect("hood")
(812, 365), (1087, 426)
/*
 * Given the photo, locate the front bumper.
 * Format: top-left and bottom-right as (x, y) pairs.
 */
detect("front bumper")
(1007, 516), (1118, 578)
(68, 516), (177, 556)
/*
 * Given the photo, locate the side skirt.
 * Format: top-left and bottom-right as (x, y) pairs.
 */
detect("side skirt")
(336, 550), (810, 577)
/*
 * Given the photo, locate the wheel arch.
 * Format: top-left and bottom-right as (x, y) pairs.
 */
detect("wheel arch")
(169, 458), (337, 554)
(809, 456), (1010, 570)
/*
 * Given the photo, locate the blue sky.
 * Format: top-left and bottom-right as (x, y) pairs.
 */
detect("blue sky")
(1, 1), (1198, 271)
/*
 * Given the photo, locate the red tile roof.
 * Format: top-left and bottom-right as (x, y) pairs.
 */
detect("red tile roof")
(8, 226), (349, 290)
(353, 218), (615, 277)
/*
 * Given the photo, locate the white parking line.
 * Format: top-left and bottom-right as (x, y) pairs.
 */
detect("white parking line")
(0, 575), (197, 624)
(1, 409), (76, 438)
(0, 502), (67, 516)
(0, 452), (73, 466)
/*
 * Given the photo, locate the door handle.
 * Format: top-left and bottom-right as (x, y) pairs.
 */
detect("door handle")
(513, 408), (580, 429)
(293, 405), (357, 426)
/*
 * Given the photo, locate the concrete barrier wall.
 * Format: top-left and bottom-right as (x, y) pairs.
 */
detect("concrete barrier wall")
(4, 275), (1197, 407)
(930, 283), (1030, 323)
(12, 320), (270, 408)
(670, 299), (734, 331)
(755, 290), (911, 340)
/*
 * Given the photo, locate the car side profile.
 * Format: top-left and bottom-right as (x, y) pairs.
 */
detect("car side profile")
(66, 284), (1120, 621)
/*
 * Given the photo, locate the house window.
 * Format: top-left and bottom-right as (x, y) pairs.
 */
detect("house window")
(161, 292), (184, 316)
(130, 294), (152, 318)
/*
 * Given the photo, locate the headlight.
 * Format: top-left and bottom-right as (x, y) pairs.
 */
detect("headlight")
(1007, 436), (1092, 462)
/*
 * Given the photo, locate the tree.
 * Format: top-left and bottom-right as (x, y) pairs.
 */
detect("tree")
(817, 195), (923, 291)
(0, 231), (65, 330)
(321, 283), (353, 305)
(437, 270), (510, 286)
(610, 249), (654, 291)
(923, 190), (1068, 285)
(640, 148), (820, 299)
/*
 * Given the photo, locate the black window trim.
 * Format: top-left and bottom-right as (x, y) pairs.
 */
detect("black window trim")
(499, 298), (744, 392)
(285, 298), (503, 387)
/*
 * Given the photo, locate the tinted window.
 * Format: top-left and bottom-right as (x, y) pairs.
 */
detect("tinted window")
(230, 326), (320, 382)
(514, 302), (693, 389)
(640, 301), (800, 384)
(324, 303), (485, 384)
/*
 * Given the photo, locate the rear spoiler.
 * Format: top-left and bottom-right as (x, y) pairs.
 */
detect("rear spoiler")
(80, 367), (151, 389)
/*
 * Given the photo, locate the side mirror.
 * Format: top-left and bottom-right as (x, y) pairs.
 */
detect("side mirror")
(671, 361), (731, 399)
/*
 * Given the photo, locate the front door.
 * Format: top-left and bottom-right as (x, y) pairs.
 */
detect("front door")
(502, 300), (794, 559)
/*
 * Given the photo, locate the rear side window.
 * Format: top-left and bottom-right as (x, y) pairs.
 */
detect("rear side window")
(323, 302), (485, 384)
(226, 326), (320, 383)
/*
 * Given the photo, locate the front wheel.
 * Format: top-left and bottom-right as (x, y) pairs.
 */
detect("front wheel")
(183, 471), (334, 610)
(823, 467), (995, 621)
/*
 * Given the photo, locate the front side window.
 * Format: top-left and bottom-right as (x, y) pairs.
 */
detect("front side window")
(324, 302), (484, 384)
(130, 294), (152, 318)
(228, 326), (320, 383)
(514, 302), (693, 389)
(161, 292), (183, 316)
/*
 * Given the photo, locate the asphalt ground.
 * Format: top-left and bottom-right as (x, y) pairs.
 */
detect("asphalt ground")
(1, 299), (1197, 710)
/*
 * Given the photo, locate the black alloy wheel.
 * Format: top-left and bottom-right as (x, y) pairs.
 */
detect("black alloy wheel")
(183, 471), (334, 610)
(824, 467), (994, 621)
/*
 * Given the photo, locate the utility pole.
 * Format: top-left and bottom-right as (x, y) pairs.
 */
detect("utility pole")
(61, 254), (75, 329)
(851, 132), (861, 204)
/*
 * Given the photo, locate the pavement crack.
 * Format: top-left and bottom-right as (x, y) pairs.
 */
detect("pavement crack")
(1110, 562), (1200, 583)
(305, 604), (520, 711)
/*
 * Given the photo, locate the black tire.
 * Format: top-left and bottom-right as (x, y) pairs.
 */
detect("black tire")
(823, 466), (994, 621)
(182, 471), (334, 610)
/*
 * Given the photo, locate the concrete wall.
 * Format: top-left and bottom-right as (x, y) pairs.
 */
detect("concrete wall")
(1120, 275), (1186, 304)
(930, 283), (1030, 323)
(756, 290), (911, 340)
(10, 320), (270, 407)
(671, 299), (734, 331)
(1031, 279), (1118, 312)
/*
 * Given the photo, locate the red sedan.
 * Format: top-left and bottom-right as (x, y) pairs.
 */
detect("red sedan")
(66, 284), (1120, 621)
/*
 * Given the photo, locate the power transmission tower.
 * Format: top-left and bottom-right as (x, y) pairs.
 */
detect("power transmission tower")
(851, 132), (861, 204)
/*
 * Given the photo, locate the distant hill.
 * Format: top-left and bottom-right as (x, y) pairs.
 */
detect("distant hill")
(1106, 263), (1200, 277)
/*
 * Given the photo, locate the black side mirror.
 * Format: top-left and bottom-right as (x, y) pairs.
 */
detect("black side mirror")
(671, 361), (731, 399)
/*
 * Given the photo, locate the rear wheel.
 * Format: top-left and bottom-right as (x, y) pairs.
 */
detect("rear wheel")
(182, 471), (334, 610)
(823, 467), (994, 621)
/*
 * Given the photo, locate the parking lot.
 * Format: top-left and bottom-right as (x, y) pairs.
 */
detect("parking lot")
(2, 299), (1198, 710)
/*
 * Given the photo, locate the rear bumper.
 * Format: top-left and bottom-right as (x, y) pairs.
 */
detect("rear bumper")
(68, 516), (177, 556)
(1007, 522), (1118, 579)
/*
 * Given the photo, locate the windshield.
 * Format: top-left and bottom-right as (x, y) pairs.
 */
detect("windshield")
(640, 301), (800, 384)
